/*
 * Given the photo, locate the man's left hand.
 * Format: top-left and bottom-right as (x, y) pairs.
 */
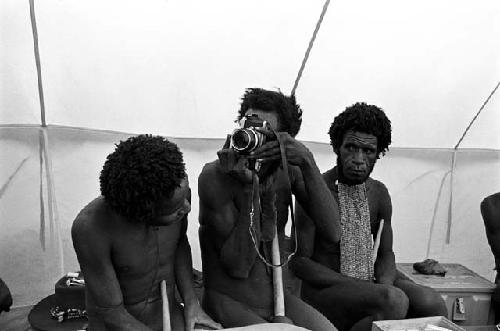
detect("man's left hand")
(249, 129), (312, 168)
(184, 302), (222, 331)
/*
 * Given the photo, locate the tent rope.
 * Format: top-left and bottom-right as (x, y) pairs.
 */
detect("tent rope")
(446, 79), (500, 244)
(291, 0), (331, 96)
(454, 79), (500, 150)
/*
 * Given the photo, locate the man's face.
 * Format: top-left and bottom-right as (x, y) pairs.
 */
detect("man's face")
(336, 130), (378, 185)
(151, 177), (191, 226)
(243, 108), (280, 131)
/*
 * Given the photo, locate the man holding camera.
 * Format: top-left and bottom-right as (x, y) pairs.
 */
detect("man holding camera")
(198, 88), (339, 330)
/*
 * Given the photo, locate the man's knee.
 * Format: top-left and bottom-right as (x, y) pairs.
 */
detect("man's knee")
(410, 288), (447, 317)
(377, 286), (409, 319)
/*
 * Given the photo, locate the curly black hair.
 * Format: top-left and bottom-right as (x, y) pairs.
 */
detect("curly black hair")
(328, 102), (392, 156)
(100, 134), (186, 223)
(238, 88), (303, 137)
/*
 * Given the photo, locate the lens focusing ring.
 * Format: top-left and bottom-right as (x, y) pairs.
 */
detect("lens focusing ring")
(232, 128), (259, 152)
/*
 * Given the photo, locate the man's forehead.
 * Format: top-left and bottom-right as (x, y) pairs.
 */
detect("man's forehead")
(245, 108), (279, 130)
(343, 130), (378, 146)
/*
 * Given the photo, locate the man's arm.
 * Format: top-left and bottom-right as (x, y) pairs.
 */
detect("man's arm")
(373, 183), (396, 285)
(175, 217), (221, 330)
(250, 133), (340, 243)
(290, 202), (349, 287)
(198, 164), (257, 279)
(292, 162), (340, 243)
(71, 217), (152, 331)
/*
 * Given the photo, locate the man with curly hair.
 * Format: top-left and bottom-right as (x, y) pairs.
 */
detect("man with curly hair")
(72, 135), (221, 331)
(291, 103), (447, 331)
(198, 88), (339, 330)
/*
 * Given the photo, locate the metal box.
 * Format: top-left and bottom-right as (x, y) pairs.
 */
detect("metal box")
(397, 263), (496, 326)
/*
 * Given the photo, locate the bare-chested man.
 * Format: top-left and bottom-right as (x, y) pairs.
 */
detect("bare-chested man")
(198, 88), (339, 330)
(291, 103), (447, 331)
(481, 192), (500, 322)
(72, 135), (221, 331)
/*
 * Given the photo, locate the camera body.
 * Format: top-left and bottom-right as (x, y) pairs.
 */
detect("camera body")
(231, 114), (269, 154)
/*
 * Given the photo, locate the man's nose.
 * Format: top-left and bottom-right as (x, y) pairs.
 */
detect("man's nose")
(352, 150), (364, 164)
(183, 200), (191, 215)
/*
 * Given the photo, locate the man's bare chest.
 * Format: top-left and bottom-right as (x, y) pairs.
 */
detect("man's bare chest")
(111, 222), (182, 277)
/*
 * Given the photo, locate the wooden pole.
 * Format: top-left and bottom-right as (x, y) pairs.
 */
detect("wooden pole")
(373, 219), (384, 263)
(271, 226), (285, 317)
(161, 280), (171, 331)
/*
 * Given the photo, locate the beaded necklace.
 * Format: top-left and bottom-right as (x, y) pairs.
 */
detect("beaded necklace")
(338, 181), (374, 281)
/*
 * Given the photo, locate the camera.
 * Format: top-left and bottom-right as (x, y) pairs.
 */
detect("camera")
(231, 114), (270, 154)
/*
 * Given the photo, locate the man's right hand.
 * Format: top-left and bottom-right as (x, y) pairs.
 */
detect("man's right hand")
(217, 135), (253, 184)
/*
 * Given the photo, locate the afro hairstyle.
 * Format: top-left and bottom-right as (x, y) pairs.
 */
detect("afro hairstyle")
(100, 134), (186, 223)
(328, 102), (392, 157)
(238, 88), (303, 137)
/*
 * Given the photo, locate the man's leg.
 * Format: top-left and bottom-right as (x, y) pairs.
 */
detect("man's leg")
(203, 289), (268, 328)
(302, 280), (409, 331)
(394, 276), (447, 318)
(284, 292), (337, 331)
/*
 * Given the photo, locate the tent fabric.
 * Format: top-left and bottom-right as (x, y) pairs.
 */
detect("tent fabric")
(2, 0), (499, 147)
(1, 0), (500, 308)
(1, 126), (498, 307)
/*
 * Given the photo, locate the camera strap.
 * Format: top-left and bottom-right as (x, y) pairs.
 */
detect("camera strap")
(248, 131), (298, 268)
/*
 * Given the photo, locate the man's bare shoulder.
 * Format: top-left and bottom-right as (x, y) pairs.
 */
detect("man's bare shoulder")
(482, 192), (500, 211)
(72, 197), (114, 240)
(199, 160), (234, 198)
(367, 178), (389, 195)
(199, 160), (219, 180)
(481, 192), (500, 225)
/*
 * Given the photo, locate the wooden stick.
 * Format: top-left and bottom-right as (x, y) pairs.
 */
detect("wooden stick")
(373, 219), (385, 264)
(271, 226), (285, 317)
(161, 280), (171, 331)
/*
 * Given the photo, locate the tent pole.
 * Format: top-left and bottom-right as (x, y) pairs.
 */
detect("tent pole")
(28, 0), (46, 127)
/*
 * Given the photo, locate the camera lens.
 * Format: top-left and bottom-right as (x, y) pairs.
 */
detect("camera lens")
(232, 129), (253, 151)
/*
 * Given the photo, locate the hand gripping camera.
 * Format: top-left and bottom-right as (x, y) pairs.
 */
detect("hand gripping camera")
(231, 114), (269, 154)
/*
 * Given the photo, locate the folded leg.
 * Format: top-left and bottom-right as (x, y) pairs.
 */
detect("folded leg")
(203, 289), (268, 328)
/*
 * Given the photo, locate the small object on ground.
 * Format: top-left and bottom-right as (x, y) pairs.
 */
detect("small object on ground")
(413, 259), (447, 276)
